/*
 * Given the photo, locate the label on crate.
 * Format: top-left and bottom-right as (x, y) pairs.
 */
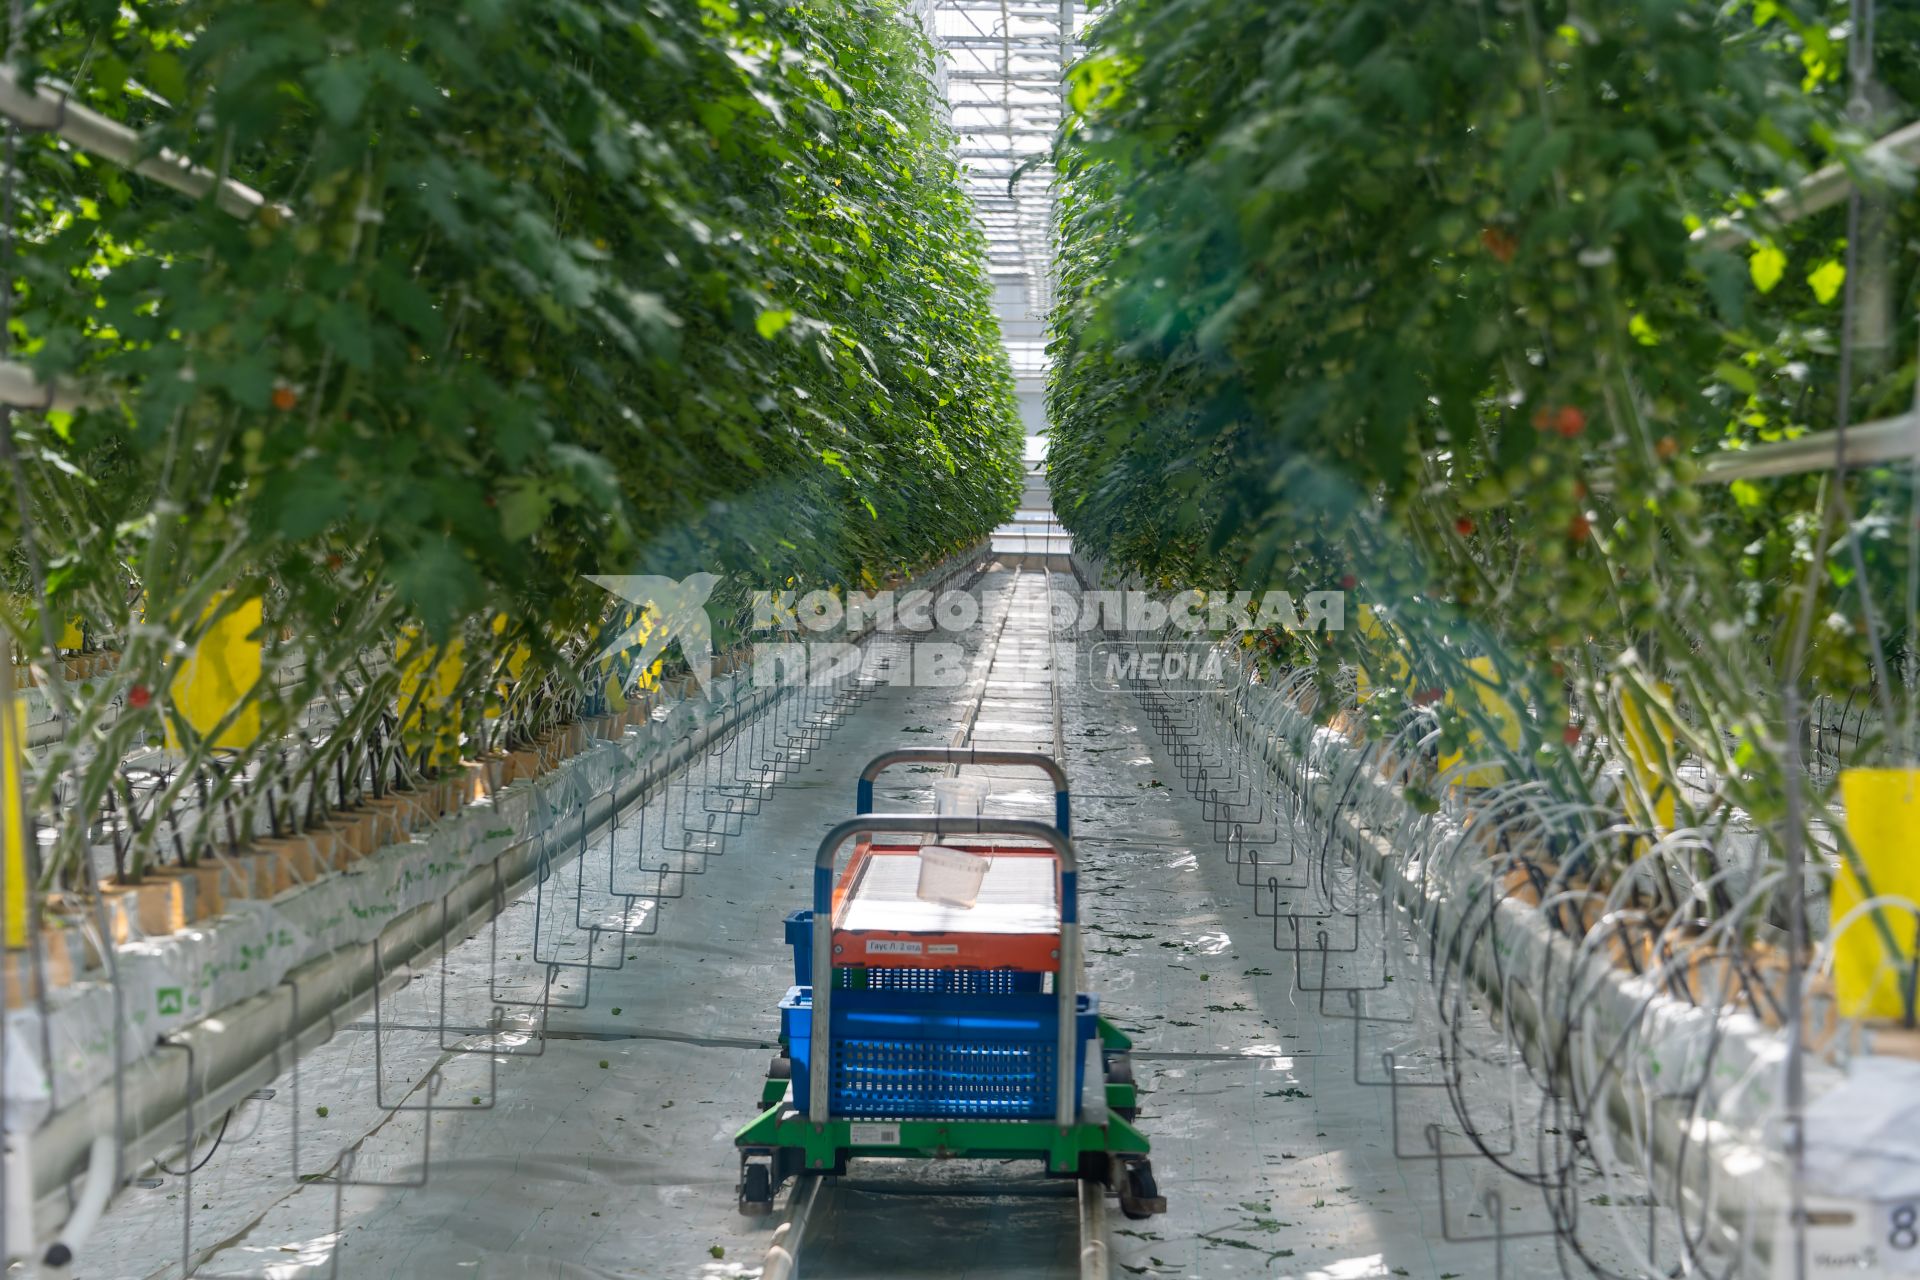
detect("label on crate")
(865, 940), (923, 955)
(927, 944), (959, 955)
(850, 1124), (901, 1146)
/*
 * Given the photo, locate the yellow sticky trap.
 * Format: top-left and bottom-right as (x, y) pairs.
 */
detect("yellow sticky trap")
(166, 595), (264, 751)
(601, 668), (628, 714)
(624, 605), (664, 693)
(483, 614), (530, 721)
(1832, 769), (1920, 1020)
(1353, 606), (1411, 700)
(2, 664), (28, 949)
(1617, 681), (1676, 836)
(58, 618), (83, 650)
(595, 609), (635, 714)
(397, 629), (465, 768)
(1438, 656), (1522, 788)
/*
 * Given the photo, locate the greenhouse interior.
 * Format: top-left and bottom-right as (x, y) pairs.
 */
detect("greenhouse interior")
(3, 0), (1920, 1277)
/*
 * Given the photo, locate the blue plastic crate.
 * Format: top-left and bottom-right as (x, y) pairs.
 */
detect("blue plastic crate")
(780, 986), (1098, 1120)
(784, 909), (1045, 994)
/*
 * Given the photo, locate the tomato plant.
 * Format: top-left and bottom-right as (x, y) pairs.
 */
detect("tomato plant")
(1, 0), (1022, 886)
(1047, 0), (1919, 889)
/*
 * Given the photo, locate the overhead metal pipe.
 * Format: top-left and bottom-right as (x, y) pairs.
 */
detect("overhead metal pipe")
(0, 68), (275, 221)
(1696, 116), (1920, 250)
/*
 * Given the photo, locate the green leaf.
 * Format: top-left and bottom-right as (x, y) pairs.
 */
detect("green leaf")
(1806, 259), (1845, 305)
(1699, 251), (1747, 325)
(1511, 129), (1574, 205)
(755, 308), (795, 339)
(273, 475), (348, 540)
(373, 266), (446, 345)
(317, 304), (375, 371)
(623, 291), (682, 351)
(549, 444), (620, 509)
(1748, 241), (1786, 294)
(143, 52), (189, 105)
(308, 58), (374, 127)
(1069, 52), (1128, 115)
(695, 99), (736, 139)
(1713, 361), (1758, 396)
(498, 483), (553, 542)
(215, 354), (275, 410)
(392, 538), (476, 639)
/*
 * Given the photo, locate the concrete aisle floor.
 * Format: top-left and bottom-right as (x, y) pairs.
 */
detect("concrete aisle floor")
(81, 565), (1650, 1280)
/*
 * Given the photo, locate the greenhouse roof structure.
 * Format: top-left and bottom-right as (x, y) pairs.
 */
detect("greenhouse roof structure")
(920, 0), (1081, 370)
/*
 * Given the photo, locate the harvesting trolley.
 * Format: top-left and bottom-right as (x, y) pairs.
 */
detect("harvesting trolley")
(734, 747), (1166, 1220)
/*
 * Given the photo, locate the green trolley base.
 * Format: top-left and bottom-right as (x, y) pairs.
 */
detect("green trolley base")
(735, 1078), (1163, 1218)
(735, 1101), (1152, 1173)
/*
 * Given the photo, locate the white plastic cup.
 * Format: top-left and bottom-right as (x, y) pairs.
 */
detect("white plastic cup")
(933, 777), (989, 817)
(916, 844), (990, 908)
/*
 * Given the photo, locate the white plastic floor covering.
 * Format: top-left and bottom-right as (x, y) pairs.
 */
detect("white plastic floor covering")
(72, 567), (1654, 1279)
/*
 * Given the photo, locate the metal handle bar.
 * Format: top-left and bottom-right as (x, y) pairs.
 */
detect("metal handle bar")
(809, 814), (1079, 1128)
(856, 748), (1071, 834)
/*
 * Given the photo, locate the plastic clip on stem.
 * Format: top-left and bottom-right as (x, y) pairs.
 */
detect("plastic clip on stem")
(810, 814), (1081, 1130)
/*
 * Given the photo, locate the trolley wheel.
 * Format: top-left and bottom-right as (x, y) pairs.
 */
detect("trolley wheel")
(768, 1056), (793, 1080)
(1119, 1160), (1165, 1220)
(1075, 1151), (1118, 1187)
(738, 1160), (774, 1216)
(1107, 1055), (1139, 1121)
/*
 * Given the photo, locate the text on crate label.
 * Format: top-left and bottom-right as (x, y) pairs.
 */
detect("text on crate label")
(866, 940), (923, 955)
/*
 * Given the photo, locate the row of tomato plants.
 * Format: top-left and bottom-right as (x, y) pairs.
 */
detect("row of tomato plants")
(1047, 0), (1920, 992)
(1, 0), (1023, 895)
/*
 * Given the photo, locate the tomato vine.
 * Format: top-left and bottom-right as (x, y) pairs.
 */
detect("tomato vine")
(1, 0), (1023, 885)
(1048, 0), (1918, 875)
